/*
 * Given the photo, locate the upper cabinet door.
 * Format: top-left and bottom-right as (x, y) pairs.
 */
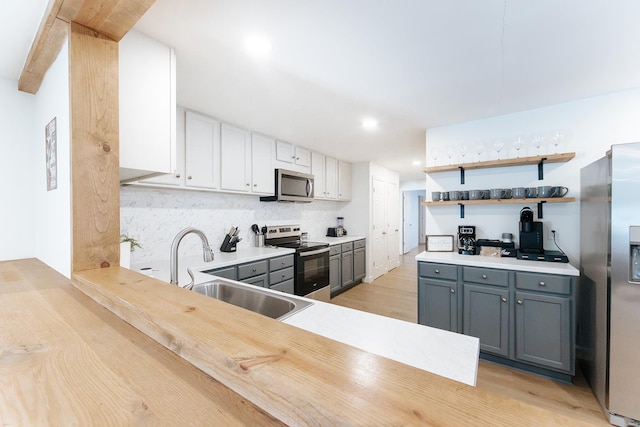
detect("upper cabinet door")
(294, 146), (311, 168)
(276, 140), (295, 163)
(220, 123), (251, 192)
(185, 111), (220, 189)
(338, 161), (352, 200)
(311, 152), (326, 199)
(119, 30), (176, 183)
(251, 134), (275, 194)
(325, 156), (338, 199)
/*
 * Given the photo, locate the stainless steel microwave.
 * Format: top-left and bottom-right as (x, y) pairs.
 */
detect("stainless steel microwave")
(260, 169), (314, 202)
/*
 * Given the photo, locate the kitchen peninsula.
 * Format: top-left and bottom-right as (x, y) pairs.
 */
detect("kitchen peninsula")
(1, 258), (590, 425)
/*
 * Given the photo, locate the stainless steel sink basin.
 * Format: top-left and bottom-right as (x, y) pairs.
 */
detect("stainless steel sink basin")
(192, 280), (313, 320)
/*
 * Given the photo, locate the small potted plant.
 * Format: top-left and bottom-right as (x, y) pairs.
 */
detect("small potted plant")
(120, 234), (141, 268)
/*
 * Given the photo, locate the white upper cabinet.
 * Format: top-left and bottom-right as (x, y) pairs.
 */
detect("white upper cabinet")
(185, 111), (221, 190)
(338, 161), (352, 201)
(276, 141), (311, 172)
(325, 156), (338, 199)
(251, 134), (275, 195)
(220, 123), (252, 192)
(311, 152), (326, 198)
(119, 30), (176, 183)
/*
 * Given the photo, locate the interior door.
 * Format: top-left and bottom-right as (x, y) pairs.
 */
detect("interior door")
(403, 191), (419, 253)
(386, 181), (400, 270)
(371, 176), (386, 279)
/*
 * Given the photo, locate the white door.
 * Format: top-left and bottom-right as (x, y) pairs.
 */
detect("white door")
(184, 111), (220, 189)
(403, 191), (420, 253)
(419, 193), (426, 245)
(386, 181), (400, 270)
(311, 152), (326, 199)
(220, 123), (251, 192)
(371, 176), (387, 279)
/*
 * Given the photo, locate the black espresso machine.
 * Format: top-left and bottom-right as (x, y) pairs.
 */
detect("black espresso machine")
(517, 206), (568, 262)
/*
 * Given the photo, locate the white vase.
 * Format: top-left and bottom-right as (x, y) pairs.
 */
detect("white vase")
(120, 242), (131, 269)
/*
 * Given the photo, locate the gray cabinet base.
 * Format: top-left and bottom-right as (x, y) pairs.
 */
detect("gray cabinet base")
(479, 352), (573, 383)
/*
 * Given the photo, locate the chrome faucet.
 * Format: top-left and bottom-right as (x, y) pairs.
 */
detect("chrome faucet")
(170, 227), (214, 289)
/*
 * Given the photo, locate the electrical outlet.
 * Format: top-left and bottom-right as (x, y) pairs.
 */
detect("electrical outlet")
(547, 227), (558, 241)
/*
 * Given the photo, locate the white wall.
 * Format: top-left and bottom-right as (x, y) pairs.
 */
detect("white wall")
(425, 88), (640, 265)
(0, 78), (35, 260)
(33, 40), (71, 277)
(121, 186), (345, 264)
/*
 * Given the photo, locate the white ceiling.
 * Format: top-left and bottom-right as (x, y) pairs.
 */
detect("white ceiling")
(5, 1), (640, 182)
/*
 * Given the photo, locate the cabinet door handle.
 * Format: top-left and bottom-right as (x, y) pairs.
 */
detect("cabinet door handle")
(517, 300), (523, 305)
(501, 297), (507, 303)
(434, 269), (440, 274)
(175, 173), (181, 178)
(253, 184), (257, 187)
(187, 175), (192, 180)
(252, 268), (257, 273)
(246, 183), (250, 186)
(450, 288), (455, 294)
(482, 274), (488, 279)
(539, 281), (546, 287)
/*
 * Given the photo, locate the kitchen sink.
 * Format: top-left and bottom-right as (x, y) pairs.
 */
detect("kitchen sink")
(192, 280), (313, 320)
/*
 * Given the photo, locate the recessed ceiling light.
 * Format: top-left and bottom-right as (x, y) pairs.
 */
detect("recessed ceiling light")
(244, 35), (272, 57)
(362, 118), (378, 130)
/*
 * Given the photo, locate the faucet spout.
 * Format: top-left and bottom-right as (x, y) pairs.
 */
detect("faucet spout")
(170, 227), (215, 287)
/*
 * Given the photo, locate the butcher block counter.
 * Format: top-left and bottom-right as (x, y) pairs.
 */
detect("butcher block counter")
(1, 258), (592, 426)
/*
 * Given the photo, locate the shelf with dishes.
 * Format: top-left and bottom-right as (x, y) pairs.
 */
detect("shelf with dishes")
(422, 195), (575, 219)
(423, 152), (575, 183)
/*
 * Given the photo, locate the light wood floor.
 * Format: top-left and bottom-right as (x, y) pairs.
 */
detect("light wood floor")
(331, 248), (609, 426)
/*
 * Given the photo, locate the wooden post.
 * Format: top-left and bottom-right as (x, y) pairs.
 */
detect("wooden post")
(69, 22), (120, 272)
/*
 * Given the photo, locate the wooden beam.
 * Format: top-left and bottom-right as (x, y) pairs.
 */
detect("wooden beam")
(69, 21), (120, 272)
(18, 0), (67, 94)
(58, 0), (156, 42)
(18, 0), (156, 94)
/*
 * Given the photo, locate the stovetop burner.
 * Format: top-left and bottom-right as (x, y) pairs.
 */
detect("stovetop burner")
(264, 225), (329, 252)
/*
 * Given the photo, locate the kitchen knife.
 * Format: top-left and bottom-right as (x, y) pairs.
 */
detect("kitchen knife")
(251, 224), (260, 235)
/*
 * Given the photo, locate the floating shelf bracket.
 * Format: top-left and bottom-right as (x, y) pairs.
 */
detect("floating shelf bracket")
(458, 166), (465, 185)
(538, 157), (547, 180)
(537, 200), (547, 219)
(459, 203), (465, 218)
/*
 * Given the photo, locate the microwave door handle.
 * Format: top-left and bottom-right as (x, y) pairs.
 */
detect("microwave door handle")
(306, 179), (313, 197)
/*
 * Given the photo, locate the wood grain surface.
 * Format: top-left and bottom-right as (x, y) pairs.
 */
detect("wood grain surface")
(69, 22), (120, 272)
(0, 259), (282, 426)
(70, 263), (599, 425)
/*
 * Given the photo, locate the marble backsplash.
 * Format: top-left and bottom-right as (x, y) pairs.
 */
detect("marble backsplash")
(121, 186), (344, 264)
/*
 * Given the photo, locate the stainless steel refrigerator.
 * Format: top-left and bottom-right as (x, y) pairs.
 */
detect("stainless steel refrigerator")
(579, 141), (640, 426)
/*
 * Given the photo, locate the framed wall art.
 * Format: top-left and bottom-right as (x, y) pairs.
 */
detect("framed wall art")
(426, 235), (454, 252)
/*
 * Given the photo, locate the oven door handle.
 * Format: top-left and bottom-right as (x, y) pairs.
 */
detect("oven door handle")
(299, 247), (330, 257)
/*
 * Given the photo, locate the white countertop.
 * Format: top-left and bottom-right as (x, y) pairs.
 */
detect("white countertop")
(283, 300), (479, 386)
(311, 235), (366, 245)
(415, 251), (580, 276)
(131, 246), (296, 284)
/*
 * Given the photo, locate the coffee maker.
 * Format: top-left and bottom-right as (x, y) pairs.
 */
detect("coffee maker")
(518, 207), (543, 254)
(458, 225), (476, 255)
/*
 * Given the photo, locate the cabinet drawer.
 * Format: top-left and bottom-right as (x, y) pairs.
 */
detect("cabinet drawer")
(329, 245), (342, 256)
(270, 267), (294, 285)
(202, 266), (237, 281)
(418, 262), (457, 281)
(238, 260), (268, 280)
(354, 239), (366, 249)
(270, 279), (294, 294)
(342, 242), (353, 252)
(463, 267), (509, 287)
(269, 255), (294, 271)
(515, 272), (571, 295)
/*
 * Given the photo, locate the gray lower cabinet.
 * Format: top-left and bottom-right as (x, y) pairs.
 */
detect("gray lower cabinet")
(202, 254), (295, 294)
(417, 260), (576, 379)
(463, 283), (509, 357)
(329, 239), (366, 297)
(418, 277), (457, 332)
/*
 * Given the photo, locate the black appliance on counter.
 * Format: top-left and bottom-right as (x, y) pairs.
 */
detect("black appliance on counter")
(264, 225), (330, 300)
(457, 225), (477, 255)
(517, 207), (544, 259)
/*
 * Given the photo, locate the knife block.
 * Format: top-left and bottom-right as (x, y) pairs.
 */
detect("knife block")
(220, 235), (238, 253)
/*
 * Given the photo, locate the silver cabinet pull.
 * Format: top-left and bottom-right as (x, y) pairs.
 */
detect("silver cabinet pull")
(501, 297), (507, 303)
(517, 300), (523, 305)
(434, 269), (440, 274)
(187, 175), (192, 180)
(539, 281), (546, 287)
(482, 274), (488, 279)
(450, 288), (455, 293)
(175, 173), (181, 178)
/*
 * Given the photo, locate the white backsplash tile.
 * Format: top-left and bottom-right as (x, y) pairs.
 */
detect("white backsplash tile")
(121, 186), (342, 264)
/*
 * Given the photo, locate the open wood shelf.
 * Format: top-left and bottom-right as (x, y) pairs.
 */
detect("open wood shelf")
(421, 197), (575, 207)
(423, 152), (575, 174)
